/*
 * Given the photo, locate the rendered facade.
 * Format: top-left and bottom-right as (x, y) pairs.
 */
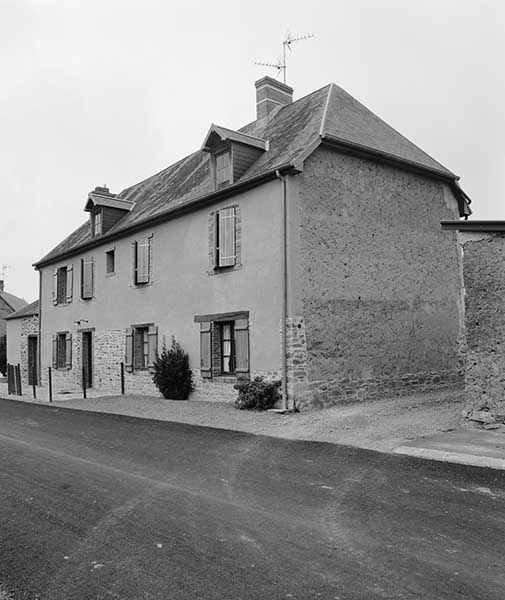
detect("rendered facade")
(34, 77), (471, 409)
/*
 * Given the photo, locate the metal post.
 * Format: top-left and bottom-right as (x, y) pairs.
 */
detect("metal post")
(82, 366), (87, 399)
(48, 367), (52, 402)
(16, 364), (22, 396)
(32, 365), (37, 399)
(120, 361), (125, 395)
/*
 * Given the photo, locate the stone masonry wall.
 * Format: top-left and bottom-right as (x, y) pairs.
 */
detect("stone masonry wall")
(297, 148), (465, 408)
(19, 315), (38, 385)
(463, 234), (505, 410)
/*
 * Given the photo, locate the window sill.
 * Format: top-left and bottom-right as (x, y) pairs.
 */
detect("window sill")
(105, 272), (116, 278)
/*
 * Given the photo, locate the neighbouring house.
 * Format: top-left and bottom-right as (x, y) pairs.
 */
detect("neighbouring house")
(33, 77), (471, 409)
(5, 300), (39, 385)
(441, 221), (505, 413)
(0, 280), (28, 376)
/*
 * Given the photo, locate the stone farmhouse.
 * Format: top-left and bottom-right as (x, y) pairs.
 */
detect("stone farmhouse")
(33, 77), (471, 409)
(0, 280), (28, 376)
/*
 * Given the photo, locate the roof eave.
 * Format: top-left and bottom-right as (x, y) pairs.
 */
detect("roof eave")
(34, 164), (299, 269)
(441, 220), (505, 232)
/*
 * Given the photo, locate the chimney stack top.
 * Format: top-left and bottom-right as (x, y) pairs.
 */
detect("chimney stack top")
(255, 76), (293, 121)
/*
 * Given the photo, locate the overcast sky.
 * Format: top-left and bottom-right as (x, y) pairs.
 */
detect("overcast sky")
(1, 0), (504, 302)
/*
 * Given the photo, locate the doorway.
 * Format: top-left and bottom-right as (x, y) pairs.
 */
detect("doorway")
(82, 331), (93, 388)
(27, 336), (38, 385)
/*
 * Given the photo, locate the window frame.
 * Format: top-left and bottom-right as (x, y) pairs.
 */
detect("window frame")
(133, 236), (153, 286)
(105, 248), (116, 276)
(220, 321), (236, 375)
(93, 211), (102, 237)
(215, 150), (232, 188)
(53, 264), (73, 305)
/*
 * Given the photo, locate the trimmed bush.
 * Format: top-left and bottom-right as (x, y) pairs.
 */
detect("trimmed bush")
(234, 376), (281, 411)
(152, 338), (193, 400)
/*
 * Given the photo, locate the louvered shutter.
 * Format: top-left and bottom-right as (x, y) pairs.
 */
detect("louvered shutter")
(234, 319), (249, 374)
(52, 335), (57, 368)
(81, 258), (94, 299)
(135, 239), (150, 284)
(148, 325), (158, 369)
(218, 208), (236, 267)
(65, 333), (72, 369)
(125, 328), (134, 372)
(65, 265), (73, 303)
(200, 322), (212, 378)
(52, 270), (58, 305)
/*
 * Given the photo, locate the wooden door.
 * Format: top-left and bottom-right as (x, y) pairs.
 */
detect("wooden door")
(82, 331), (92, 388)
(27, 336), (38, 385)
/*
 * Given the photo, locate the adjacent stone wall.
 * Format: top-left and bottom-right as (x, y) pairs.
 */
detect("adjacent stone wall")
(296, 148), (465, 408)
(463, 233), (505, 411)
(19, 315), (38, 384)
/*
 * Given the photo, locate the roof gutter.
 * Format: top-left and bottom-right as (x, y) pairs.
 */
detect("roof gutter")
(34, 164), (299, 269)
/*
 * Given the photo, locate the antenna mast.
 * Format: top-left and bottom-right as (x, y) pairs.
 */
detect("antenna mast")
(255, 31), (314, 84)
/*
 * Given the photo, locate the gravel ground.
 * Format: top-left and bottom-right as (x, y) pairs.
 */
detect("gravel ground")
(19, 388), (466, 452)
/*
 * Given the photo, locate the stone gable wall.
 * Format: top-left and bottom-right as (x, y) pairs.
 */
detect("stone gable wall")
(295, 148), (465, 408)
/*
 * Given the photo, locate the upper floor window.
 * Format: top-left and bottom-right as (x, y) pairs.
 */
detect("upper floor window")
(106, 249), (115, 275)
(133, 236), (152, 285)
(92, 211), (102, 237)
(80, 257), (94, 300)
(52, 265), (73, 305)
(215, 151), (231, 188)
(215, 207), (236, 268)
(198, 315), (249, 379)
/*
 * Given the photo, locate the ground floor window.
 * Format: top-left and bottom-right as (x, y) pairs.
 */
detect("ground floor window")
(197, 313), (249, 379)
(125, 324), (158, 372)
(52, 332), (72, 370)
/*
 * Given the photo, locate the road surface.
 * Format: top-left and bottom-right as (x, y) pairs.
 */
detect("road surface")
(0, 398), (504, 599)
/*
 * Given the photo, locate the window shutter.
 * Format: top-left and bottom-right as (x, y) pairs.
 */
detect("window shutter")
(125, 328), (133, 372)
(52, 269), (58, 305)
(65, 333), (72, 369)
(148, 325), (158, 369)
(65, 265), (73, 303)
(52, 335), (57, 368)
(135, 239), (150, 284)
(81, 258), (94, 299)
(218, 207), (236, 267)
(200, 322), (212, 378)
(234, 319), (249, 374)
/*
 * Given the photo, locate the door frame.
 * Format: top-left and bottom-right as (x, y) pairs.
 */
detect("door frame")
(80, 329), (94, 389)
(27, 335), (38, 386)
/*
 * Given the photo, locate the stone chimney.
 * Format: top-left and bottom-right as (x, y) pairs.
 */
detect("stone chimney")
(255, 76), (293, 121)
(0, 280), (4, 292)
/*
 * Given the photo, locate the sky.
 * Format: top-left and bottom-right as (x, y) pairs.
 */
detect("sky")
(1, 0), (504, 302)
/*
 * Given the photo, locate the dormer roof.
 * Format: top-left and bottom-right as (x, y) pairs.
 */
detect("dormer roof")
(201, 124), (268, 152)
(84, 186), (134, 213)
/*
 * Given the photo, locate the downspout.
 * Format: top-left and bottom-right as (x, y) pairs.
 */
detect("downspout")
(37, 268), (41, 387)
(275, 170), (289, 411)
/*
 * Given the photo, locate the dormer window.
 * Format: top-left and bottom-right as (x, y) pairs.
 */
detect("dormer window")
(201, 125), (267, 191)
(93, 211), (102, 237)
(216, 151), (232, 188)
(84, 185), (134, 236)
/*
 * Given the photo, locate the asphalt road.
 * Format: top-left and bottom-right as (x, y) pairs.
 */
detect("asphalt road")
(1, 399), (504, 600)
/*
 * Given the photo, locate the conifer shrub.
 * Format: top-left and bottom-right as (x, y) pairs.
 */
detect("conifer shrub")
(234, 376), (281, 411)
(152, 338), (193, 400)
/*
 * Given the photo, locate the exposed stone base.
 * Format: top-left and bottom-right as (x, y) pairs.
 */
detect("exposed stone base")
(296, 369), (464, 411)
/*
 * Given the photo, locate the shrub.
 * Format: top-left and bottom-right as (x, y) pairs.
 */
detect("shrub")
(152, 337), (193, 400)
(234, 376), (281, 411)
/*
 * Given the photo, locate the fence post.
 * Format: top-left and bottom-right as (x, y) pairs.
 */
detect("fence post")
(82, 366), (87, 399)
(15, 364), (22, 396)
(48, 367), (52, 402)
(120, 361), (125, 395)
(32, 365), (37, 400)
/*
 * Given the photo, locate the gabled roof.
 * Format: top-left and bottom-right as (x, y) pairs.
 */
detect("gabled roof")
(5, 299), (39, 320)
(35, 82), (467, 267)
(201, 124), (267, 152)
(0, 289), (28, 312)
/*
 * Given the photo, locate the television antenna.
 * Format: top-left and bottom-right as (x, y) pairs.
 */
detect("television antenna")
(255, 31), (314, 85)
